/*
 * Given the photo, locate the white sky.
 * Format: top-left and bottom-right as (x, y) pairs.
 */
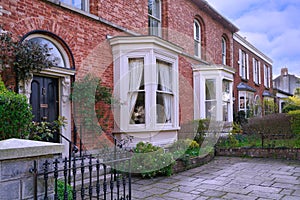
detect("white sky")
(207, 0), (300, 78)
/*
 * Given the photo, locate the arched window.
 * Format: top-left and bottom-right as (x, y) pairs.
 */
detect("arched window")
(254, 95), (262, 117)
(194, 20), (201, 58)
(222, 36), (227, 65)
(29, 37), (66, 68)
(148, 0), (161, 36)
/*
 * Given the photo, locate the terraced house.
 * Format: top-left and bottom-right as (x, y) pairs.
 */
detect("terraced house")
(233, 33), (274, 118)
(0, 0), (272, 155)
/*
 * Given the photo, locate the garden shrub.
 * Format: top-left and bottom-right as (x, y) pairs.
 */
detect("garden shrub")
(0, 78), (33, 140)
(234, 111), (248, 125)
(288, 110), (300, 134)
(178, 119), (209, 145)
(131, 142), (174, 178)
(242, 113), (292, 147)
(57, 179), (73, 200)
(168, 139), (200, 159)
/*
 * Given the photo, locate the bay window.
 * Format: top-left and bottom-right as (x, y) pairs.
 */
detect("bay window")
(239, 91), (254, 118)
(110, 36), (181, 146)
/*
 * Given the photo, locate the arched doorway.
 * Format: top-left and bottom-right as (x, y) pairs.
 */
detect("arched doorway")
(19, 32), (75, 156)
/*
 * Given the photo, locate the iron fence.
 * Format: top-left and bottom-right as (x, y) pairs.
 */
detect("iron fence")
(30, 152), (132, 200)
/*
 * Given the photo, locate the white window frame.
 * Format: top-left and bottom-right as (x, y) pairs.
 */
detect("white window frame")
(148, 0), (162, 37)
(205, 79), (217, 119)
(113, 49), (179, 132)
(60, 0), (89, 12)
(239, 49), (249, 80)
(194, 20), (201, 58)
(238, 91), (254, 117)
(222, 37), (226, 65)
(264, 64), (271, 88)
(253, 58), (261, 84)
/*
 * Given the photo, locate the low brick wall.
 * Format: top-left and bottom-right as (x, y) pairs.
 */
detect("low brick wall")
(0, 139), (64, 199)
(216, 147), (300, 160)
(172, 152), (214, 173)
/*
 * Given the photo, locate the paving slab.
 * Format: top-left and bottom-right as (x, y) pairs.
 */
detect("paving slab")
(131, 156), (300, 199)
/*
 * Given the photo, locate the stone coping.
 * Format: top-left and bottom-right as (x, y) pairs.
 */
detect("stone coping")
(0, 138), (64, 160)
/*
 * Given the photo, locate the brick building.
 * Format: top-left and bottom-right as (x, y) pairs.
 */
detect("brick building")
(233, 33), (273, 118)
(2, 0), (275, 155)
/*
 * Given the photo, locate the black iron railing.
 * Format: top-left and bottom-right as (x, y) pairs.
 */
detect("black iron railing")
(30, 153), (131, 200)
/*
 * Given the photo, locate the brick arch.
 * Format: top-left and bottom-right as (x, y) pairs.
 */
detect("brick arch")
(194, 15), (206, 60)
(9, 16), (75, 67)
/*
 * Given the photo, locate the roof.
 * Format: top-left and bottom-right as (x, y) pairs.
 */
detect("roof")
(191, 0), (239, 33)
(233, 33), (273, 65)
(262, 90), (274, 97)
(237, 83), (256, 92)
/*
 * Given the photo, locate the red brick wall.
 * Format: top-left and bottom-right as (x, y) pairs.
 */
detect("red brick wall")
(90, 0), (148, 34)
(233, 39), (273, 114)
(166, 0), (234, 66)
(1, 0), (238, 149)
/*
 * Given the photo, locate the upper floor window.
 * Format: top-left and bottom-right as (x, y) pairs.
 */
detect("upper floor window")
(60, 0), (89, 12)
(253, 58), (261, 84)
(148, 0), (161, 37)
(239, 49), (249, 80)
(222, 37), (227, 65)
(264, 65), (271, 88)
(194, 20), (201, 58)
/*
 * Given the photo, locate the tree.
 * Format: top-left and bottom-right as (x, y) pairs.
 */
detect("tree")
(282, 96), (300, 113)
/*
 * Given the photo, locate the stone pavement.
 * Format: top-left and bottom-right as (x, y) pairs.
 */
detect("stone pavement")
(131, 156), (300, 200)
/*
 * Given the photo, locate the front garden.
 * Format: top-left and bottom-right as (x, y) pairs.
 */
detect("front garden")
(215, 98), (300, 160)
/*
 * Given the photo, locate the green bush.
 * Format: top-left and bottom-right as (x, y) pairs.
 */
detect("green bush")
(169, 139), (200, 159)
(131, 142), (174, 178)
(288, 110), (300, 134)
(57, 180), (73, 200)
(0, 78), (33, 140)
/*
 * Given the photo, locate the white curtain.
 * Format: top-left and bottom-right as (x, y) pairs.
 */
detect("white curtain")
(129, 59), (144, 117)
(158, 62), (172, 123)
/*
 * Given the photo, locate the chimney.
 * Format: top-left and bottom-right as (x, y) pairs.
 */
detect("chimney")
(281, 68), (288, 76)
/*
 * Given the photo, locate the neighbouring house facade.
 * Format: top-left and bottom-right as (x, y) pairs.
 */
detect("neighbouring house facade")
(233, 33), (274, 118)
(3, 0), (278, 155)
(273, 68), (300, 113)
(273, 68), (300, 96)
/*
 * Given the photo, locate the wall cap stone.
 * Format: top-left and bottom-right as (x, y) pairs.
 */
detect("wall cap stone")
(0, 138), (64, 160)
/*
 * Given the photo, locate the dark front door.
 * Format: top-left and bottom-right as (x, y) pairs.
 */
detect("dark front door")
(30, 76), (59, 142)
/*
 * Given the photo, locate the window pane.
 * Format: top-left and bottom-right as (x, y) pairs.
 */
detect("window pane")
(157, 93), (172, 123)
(130, 92), (145, 124)
(157, 60), (172, 123)
(223, 102), (229, 121)
(206, 101), (216, 119)
(60, 0), (86, 10)
(129, 58), (144, 90)
(205, 79), (216, 100)
(157, 60), (172, 92)
(194, 41), (200, 57)
(30, 37), (65, 68)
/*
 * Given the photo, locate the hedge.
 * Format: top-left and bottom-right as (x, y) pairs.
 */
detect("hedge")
(0, 78), (33, 140)
(288, 110), (300, 134)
